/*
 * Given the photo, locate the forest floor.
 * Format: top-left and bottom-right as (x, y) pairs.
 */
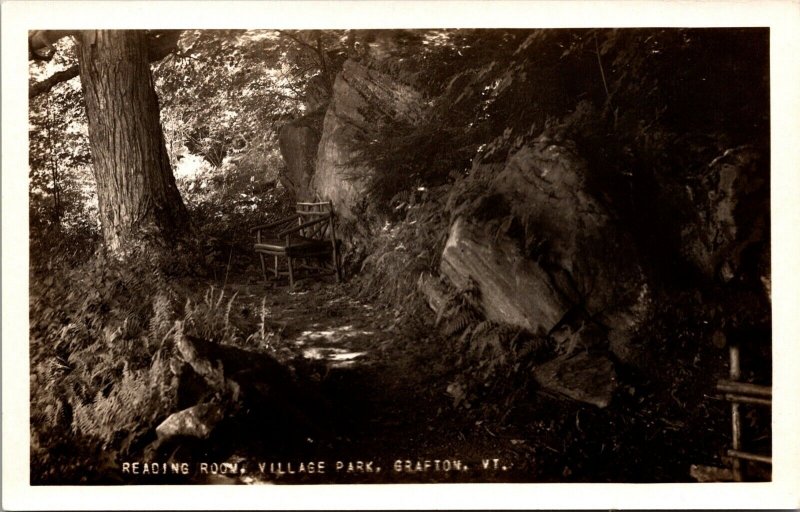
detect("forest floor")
(176, 270), (534, 484)
(149, 264), (757, 485)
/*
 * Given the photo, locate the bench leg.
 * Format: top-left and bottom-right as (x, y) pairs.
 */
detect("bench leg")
(273, 255), (279, 278)
(258, 253), (267, 283)
(287, 257), (294, 287)
(332, 251), (341, 283)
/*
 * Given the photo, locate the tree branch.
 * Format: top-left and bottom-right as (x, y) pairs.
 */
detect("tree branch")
(315, 35), (331, 92)
(279, 31), (318, 53)
(29, 30), (183, 99)
(28, 30), (78, 61)
(146, 30), (183, 61)
(29, 65), (80, 98)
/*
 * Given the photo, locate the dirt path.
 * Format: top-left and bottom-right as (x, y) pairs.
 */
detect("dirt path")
(180, 274), (535, 484)
(163, 268), (739, 485)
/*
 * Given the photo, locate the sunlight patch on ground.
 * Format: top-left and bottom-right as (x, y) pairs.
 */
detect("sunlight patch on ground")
(293, 324), (375, 367)
(301, 347), (366, 368)
(297, 326), (375, 343)
(300, 330), (337, 338)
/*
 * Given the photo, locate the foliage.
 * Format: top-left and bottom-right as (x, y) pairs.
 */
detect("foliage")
(28, 252), (285, 483)
(341, 30), (591, 211)
(174, 150), (294, 272)
(29, 37), (99, 267)
(438, 280), (554, 413)
(183, 287), (241, 344)
(153, 30), (351, 170)
(348, 29), (768, 219)
(29, 253), (176, 481)
(71, 357), (175, 450)
(355, 187), (449, 306)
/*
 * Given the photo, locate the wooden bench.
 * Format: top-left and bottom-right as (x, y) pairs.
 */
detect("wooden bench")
(251, 201), (342, 287)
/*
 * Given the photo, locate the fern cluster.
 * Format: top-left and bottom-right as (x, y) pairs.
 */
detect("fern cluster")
(30, 245), (293, 483)
(183, 286), (240, 344)
(355, 188), (449, 310)
(71, 355), (176, 451)
(29, 254), (184, 481)
(436, 280), (554, 413)
(436, 281), (482, 336)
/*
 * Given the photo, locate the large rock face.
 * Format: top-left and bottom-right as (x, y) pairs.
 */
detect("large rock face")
(441, 217), (572, 333)
(492, 142), (648, 320)
(444, 139), (649, 339)
(278, 111), (324, 201)
(442, 138), (651, 382)
(679, 146), (769, 285)
(314, 60), (426, 220)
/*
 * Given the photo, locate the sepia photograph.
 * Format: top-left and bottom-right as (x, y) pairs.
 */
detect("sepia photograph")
(3, 0), (800, 509)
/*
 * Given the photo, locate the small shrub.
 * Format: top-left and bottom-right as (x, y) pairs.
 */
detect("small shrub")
(183, 286), (241, 344)
(355, 188), (449, 308)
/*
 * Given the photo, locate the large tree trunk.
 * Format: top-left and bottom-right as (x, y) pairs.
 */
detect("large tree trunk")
(77, 30), (191, 256)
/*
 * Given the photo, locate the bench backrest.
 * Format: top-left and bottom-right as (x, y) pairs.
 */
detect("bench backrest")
(296, 201), (336, 241)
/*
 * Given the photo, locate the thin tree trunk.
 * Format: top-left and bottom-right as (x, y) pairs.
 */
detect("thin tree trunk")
(77, 30), (191, 256)
(45, 93), (62, 226)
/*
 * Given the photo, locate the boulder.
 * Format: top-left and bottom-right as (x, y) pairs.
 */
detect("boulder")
(175, 333), (294, 402)
(278, 110), (325, 201)
(533, 352), (617, 408)
(314, 59), (426, 220)
(491, 141), (648, 320)
(441, 217), (571, 334)
(442, 138), (650, 361)
(155, 403), (225, 440)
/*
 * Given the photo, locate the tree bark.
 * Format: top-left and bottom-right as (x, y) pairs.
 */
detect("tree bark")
(77, 30), (192, 256)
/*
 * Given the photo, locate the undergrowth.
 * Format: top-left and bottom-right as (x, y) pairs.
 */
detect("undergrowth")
(176, 155), (295, 274)
(29, 252), (283, 484)
(354, 186), (449, 309)
(349, 180), (557, 416)
(30, 254), (175, 482)
(436, 281), (554, 415)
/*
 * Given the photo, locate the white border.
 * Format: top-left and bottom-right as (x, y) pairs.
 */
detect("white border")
(3, 1), (799, 510)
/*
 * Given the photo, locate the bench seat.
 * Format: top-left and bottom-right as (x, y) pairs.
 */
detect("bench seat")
(254, 235), (331, 257)
(251, 200), (342, 286)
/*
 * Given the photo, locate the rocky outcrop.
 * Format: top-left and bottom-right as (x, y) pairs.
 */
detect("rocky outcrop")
(314, 59), (426, 220)
(493, 142), (648, 321)
(175, 333), (294, 403)
(441, 217), (572, 333)
(443, 139), (650, 346)
(278, 110), (324, 201)
(679, 146), (769, 285)
(440, 138), (653, 405)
